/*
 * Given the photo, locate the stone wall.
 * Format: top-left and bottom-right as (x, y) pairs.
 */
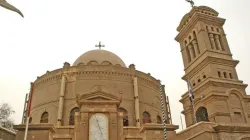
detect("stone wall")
(0, 127), (16, 140)
(30, 65), (164, 127)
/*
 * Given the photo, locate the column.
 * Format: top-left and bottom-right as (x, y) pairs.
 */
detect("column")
(57, 74), (66, 126)
(118, 112), (124, 139)
(214, 34), (223, 51)
(209, 33), (216, 50)
(186, 47), (191, 63)
(188, 44), (195, 60)
(133, 77), (140, 127)
(192, 40), (200, 55)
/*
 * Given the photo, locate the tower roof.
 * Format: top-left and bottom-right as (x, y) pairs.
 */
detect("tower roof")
(177, 6), (219, 32)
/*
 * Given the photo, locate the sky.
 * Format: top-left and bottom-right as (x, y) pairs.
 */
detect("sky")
(0, 0), (250, 131)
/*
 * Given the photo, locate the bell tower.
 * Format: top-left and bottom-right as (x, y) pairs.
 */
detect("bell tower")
(175, 6), (249, 127)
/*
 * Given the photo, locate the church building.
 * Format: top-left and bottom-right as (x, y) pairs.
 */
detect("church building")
(1, 4), (250, 140)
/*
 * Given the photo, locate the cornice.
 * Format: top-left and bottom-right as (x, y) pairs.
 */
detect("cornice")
(34, 65), (160, 91)
(182, 56), (239, 81)
(139, 124), (178, 133)
(182, 106), (194, 114)
(0, 126), (16, 135)
(180, 79), (248, 104)
(177, 6), (219, 31)
(208, 112), (230, 120)
(14, 124), (56, 133)
(176, 12), (225, 41)
(177, 122), (216, 135)
(213, 123), (250, 132)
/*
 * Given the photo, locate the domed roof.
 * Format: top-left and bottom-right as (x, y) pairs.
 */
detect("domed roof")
(73, 49), (126, 67)
(177, 6), (219, 31)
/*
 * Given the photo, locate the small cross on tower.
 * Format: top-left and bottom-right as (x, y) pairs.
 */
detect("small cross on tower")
(95, 41), (105, 50)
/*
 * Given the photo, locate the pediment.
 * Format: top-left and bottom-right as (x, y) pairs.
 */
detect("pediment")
(77, 91), (121, 105)
(87, 95), (112, 101)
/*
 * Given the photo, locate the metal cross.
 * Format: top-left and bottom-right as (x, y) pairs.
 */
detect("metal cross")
(95, 41), (105, 50)
(186, 0), (195, 7)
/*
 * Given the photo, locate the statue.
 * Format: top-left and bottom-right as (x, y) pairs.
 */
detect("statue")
(186, 0), (195, 7)
(0, 0), (23, 17)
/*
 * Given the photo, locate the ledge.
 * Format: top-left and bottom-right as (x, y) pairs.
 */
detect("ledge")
(139, 123), (179, 133)
(53, 134), (73, 139)
(213, 123), (250, 132)
(56, 126), (75, 129)
(0, 126), (16, 135)
(14, 124), (56, 133)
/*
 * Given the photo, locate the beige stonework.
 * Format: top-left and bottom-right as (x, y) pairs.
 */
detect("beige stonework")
(0, 126), (16, 140)
(7, 5), (250, 140)
(174, 5), (250, 140)
(13, 49), (173, 140)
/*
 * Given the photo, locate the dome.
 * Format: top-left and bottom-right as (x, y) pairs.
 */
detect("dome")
(73, 49), (126, 67)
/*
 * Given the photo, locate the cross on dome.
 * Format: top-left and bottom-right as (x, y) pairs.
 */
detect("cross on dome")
(95, 41), (105, 50)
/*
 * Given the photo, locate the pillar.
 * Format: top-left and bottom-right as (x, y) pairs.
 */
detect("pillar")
(209, 33), (216, 50)
(118, 112), (124, 139)
(188, 45), (195, 59)
(133, 77), (140, 127)
(192, 40), (200, 55)
(57, 74), (66, 126)
(186, 47), (191, 63)
(214, 34), (223, 51)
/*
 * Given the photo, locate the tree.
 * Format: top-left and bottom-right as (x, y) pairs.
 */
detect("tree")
(0, 103), (15, 130)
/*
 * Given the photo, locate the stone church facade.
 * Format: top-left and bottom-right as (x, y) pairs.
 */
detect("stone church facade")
(1, 5), (250, 140)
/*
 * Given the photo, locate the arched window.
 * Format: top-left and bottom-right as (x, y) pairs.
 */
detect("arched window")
(229, 73), (233, 79)
(118, 108), (129, 126)
(218, 71), (221, 77)
(143, 111), (151, 124)
(101, 61), (112, 66)
(157, 115), (162, 124)
(29, 117), (32, 123)
(69, 107), (80, 125)
(196, 107), (209, 122)
(223, 72), (227, 78)
(77, 62), (85, 66)
(193, 31), (197, 38)
(40, 112), (49, 123)
(87, 61), (98, 65)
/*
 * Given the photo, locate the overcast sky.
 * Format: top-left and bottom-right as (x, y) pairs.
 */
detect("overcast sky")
(0, 0), (250, 131)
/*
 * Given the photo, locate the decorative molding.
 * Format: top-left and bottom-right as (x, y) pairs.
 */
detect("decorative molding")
(139, 123), (178, 133)
(0, 126), (16, 135)
(180, 79), (248, 104)
(14, 124), (56, 133)
(77, 90), (121, 106)
(208, 112), (230, 120)
(213, 123), (250, 132)
(176, 6), (225, 41)
(182, 56), (239, 81)
(34, 66), (160, 91)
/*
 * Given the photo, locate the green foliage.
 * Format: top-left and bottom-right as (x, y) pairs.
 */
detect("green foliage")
(0, 103), (15, 130)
